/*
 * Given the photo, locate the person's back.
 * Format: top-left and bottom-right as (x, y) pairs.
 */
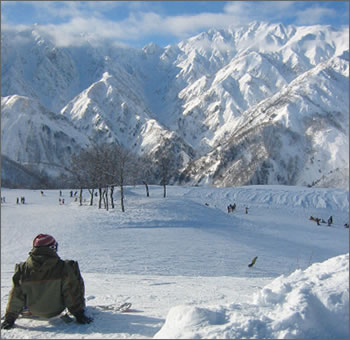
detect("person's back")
(1, 234), (92, 330)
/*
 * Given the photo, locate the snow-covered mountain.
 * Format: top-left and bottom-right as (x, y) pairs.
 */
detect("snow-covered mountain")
(1, 95), (91, 183)
(1, 22), (349, 188)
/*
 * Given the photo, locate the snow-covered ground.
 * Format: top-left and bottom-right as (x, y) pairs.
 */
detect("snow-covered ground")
(1, 185), (349, 339)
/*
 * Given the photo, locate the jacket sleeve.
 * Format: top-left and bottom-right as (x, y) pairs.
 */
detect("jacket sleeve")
(61, 260), (86, 314)
(5, 264), (26, 320)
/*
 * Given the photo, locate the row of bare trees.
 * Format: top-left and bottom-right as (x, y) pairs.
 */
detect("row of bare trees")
(69, 143), (177, 212)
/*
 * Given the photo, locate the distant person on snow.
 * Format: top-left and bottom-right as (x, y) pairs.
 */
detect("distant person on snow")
(328, 216), (333, 226)
(1, 234), (92, 330)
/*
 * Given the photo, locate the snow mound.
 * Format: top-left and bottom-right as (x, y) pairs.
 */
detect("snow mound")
(154, 253), (349, 339)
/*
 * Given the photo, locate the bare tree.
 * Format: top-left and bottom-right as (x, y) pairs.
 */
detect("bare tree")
(102, 144), (136, 212)
(100, 144), (118, 210)
(135, 154), (156, 197)
(153, 149), (177, 198)
(71, 144), (138, 212)
(70, 148), (94, 206)
(86, 144), (109, 209)
(70, 144), (109, 208)
(114, 146), (136, 212)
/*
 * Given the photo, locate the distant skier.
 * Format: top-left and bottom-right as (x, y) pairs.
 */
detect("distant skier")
(328, 216), (333, 226)
(248, 256), (258, 268)
(245, 207), (249, 214)
(1, 234), (92, 330)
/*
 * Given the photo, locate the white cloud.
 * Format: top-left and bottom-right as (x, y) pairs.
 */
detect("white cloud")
(295, 6), (337, 26)
(2, 1), (347, 48)
(28, 9), (241, 47)
(24, 3), (254, 47)
(26, 1), (122, 20)
(37, 18), (128, 47)
(164, 12), (240, 37)
(224, 1), (296, 21)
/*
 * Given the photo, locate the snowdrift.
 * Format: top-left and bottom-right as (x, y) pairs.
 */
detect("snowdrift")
(154, 253), (349, 339)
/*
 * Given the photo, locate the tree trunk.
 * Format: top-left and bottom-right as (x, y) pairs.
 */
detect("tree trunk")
(88, 189), (94, 206)
(143, 181), (149, 197)
(102, 189), (106, 208)
(120, 185), (125, 212)
(163, 184), (166, 198)
(79, 188), (83, 206)
(110, 186), (115, 209)
(103, 188), (109, 211)
(98, 187), (102, 209)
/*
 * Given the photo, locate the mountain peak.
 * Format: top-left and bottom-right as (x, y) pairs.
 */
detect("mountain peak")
(143, 42), (163, 55)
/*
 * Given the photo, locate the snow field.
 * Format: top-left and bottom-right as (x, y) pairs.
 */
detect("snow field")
(1, 185), (349, 338)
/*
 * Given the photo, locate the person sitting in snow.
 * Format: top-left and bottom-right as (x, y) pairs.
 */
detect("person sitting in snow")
(1, 234), (92, 330)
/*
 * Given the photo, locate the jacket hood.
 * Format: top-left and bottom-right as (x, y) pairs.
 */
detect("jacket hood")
(27, 247), (61, 271)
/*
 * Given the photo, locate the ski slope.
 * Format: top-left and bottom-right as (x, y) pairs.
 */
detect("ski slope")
(1, 185), (349, 339)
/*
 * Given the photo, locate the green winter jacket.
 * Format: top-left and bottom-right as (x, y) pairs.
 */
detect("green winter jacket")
(5, 247), (86, 320)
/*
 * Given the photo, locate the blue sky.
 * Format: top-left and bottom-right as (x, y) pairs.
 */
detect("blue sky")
(1, 1), (349, 48)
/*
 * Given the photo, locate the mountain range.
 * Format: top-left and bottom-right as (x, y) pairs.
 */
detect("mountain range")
(1, 22), (349, 189)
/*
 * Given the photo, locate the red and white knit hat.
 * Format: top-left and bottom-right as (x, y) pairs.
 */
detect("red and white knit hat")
(33, 234), (57, 248)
